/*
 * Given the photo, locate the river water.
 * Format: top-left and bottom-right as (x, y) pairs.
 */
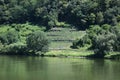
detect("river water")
(0, 55), (120, 80)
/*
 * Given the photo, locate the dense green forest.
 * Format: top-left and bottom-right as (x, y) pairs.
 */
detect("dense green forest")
(0, 0), (120, 58)
(0, 0), (120, 29)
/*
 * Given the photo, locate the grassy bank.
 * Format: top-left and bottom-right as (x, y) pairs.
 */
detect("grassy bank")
(45, 49), (94, 58)
(45, 49), (120, 59)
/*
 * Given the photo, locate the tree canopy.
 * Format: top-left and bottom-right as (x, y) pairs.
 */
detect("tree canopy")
(0, 0), (120, 30)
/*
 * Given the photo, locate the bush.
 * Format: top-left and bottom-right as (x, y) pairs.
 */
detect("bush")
(71, 35), (91, 49)
(26, 31), (49, 55)
(71, 25), (102, 49)
(0, 24), (46, 55)
(0, 29), (19, 45)
(108, 25), (120, 51)
(93, 33), (116, 57)
(71, 24), (120, 58)
(0, 42), (26, 55)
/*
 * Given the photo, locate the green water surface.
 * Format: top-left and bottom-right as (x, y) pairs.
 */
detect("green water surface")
(0, 56), (120, 80)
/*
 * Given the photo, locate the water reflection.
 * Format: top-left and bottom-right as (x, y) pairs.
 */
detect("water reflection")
(0, 56), (120, 80)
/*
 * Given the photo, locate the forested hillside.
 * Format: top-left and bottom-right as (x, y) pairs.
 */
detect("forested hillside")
(0, 0), (120, 30)
(0, 0), (120, 57)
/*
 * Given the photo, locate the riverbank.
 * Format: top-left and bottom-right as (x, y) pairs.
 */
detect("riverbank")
(45, 49), (120, 59)
(0, 24), (119, 59)
(105, 52), (120, 59)
(45, 49), (94, 58)
(0, 48), (120, 59)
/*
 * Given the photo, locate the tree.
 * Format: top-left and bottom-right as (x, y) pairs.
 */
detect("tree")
(71, 24), (120, 58)
(0, 0), (120, 30)
(93, 33), (116, 58)
(26, 31), (49, 55)
(97, 0), (111, 11)
(96, 12), (104, 25)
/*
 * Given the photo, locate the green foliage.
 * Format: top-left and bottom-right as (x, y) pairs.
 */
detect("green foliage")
(0, 0), (120, 57)
(0, 41), (4, 51)
(93, 33), (116, 57)
(71, 25), (102, 49)
(71, 35), (91, 49)
(46, 28), (84, 49)
(0, 42), (26, 55)
(0, 29), (19, 45)
(96, 12), (104, 25)
(55, 22), (72, 28)
(72, 23), (120, 57)
(0, 0), (120, 30)
(26, 31), (49, 55)
(0, 23), (44, 55)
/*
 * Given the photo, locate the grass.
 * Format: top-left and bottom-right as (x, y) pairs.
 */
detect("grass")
(46, 28), (86, 49)
(46, 30), (85, 41)
(45, 28), (94, 58)
(45, 49), (94, 58)
(45, 49), (120, 59)
(49, 42), (72, 49)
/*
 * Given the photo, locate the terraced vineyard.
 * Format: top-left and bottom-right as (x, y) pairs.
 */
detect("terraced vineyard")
(46, 28), (86, 50)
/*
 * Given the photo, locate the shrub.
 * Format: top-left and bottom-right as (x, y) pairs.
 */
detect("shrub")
(108, 25), (120, 51)
(0, 24), (46, 55)
(116, 36), (120, 51)
(71, 35), (91, 49)
(0, 29), (19, 45)
(71, 24), (120, 58)
(26, 31), (49, 55)
(0, 42), (26, 55)
(93, 33), (116, 57)
(71, 25), (102, 49)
